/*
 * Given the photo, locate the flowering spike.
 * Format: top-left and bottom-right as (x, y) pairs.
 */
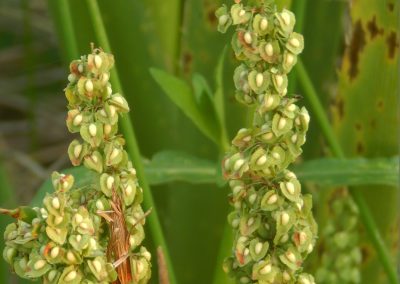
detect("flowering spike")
(217, 1), (317, 282)
(1, 48), (151, 283)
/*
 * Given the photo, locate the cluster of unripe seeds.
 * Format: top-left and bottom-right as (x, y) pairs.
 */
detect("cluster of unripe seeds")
(217, 1), (317, 283)
(2, 49), (151, 283)
(316, 190), (361, 283)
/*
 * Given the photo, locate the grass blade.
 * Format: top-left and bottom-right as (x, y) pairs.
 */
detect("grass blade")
(295, 157), (399, 187)
(150, 68), (220, 145)
(144, 151), (216, 185)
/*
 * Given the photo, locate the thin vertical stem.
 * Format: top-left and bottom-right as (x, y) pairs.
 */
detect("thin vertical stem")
(49, 0), (79, 61)
(84, 1), (177, 283)
(0, 162), (16, 284)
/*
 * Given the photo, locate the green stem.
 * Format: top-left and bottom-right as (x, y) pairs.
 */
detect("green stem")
(84, 1), (177, 283)
(296, 59), (398, 284)
(212, 220), (234, 284)
(48, 0), (79, 62)
(0, 161), (16, 284)
(296, 60), (344, 157)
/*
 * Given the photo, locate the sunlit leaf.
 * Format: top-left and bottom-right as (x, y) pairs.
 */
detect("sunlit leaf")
(150, 68), (220, 144)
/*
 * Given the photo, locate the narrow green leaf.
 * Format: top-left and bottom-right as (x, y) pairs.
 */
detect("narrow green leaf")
(144, 151), (216, 185)
(147, 155), (399, 187)
(191, 73), (220, 138)
(192, 73), (213, 103)
(150, 68), (220, 144)
(214, 46), (230, 151)
(31, 156), (399, 200)
(295, 157), (399, 187)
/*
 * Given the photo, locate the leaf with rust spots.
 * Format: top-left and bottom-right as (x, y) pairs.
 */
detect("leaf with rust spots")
(366, 16), (383, 39)
(386, 31), (399, 59)
(348, 20), (366, 80)
(334, 0), (399, 282)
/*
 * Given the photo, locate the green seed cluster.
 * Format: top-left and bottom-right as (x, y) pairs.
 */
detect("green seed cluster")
(2, 49), (151, 283)
(316, 191), (361, 283)
(217, 1), (317, 283)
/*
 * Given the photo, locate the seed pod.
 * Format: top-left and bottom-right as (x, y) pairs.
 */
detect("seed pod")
(260, 190), (282, 211)
(3, 247), (17, 264)
(233, 64), (250, 91)
(45, 226), (67, 245)
(63, 250), (82, 265)
(280, 178), (301, 202)
(260, 94), (281, 113)
(275, 9), (295, 36)
(279, 246), (301, 271)
(282, 51), (297, 73)
(46, 212), (70, 229)
(230, 4), (251, 25)
(121, 179), (137, 207)
(286, 32), (304, 55)
(95, 105), (118, 126)
(66, 109), (85, 133)
(272, 113), (293, 137)
(249, 147), (269, 170)
(239, 214), (261, 236)
(43, 243), (64, 264)
(231, 128), (253, 148)
(215, 5), (232, 33)
(251, 258), (278, 282)
(99, 173), (119, 197)
(252, 14), (271, 36)
(248, 70), (270, 94)
(104, 143), (123, 166)
(272, 73), (288, 93)
(109, 93), (130, 113)
(224, 153), (249, 178)
(43, 194), (65, 217)
(59, 266), (82, 284)
(67, 140), (88, 166)
(130, 255), (151, 283)
(64, 85), (81, 107)
(83, 151), (103, 173)
(51, 172), (74, 192)
(68, 234), (89, 252)
(259, 40), (281, 64)
(80, 122), (103, 148)
(249, 239), (269, 261)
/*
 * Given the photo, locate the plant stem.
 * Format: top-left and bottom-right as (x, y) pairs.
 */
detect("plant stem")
(0, 161), (16, 284)
(296, 60), (344, 157)
(48, 0), (78, 62)
(296, 59), (398, 284)
(84, 1), (177, 283)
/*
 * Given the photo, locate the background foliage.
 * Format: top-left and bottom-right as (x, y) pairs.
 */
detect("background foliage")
(0, 0), (398, 283)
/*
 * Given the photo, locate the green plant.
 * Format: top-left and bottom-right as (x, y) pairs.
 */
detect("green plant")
(1, 48), (151, 283)
(216, 0), (317, 282)
(0, 1), (398, 283)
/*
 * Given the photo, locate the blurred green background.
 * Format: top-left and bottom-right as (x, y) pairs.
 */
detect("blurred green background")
(0, 0), (398, 283)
